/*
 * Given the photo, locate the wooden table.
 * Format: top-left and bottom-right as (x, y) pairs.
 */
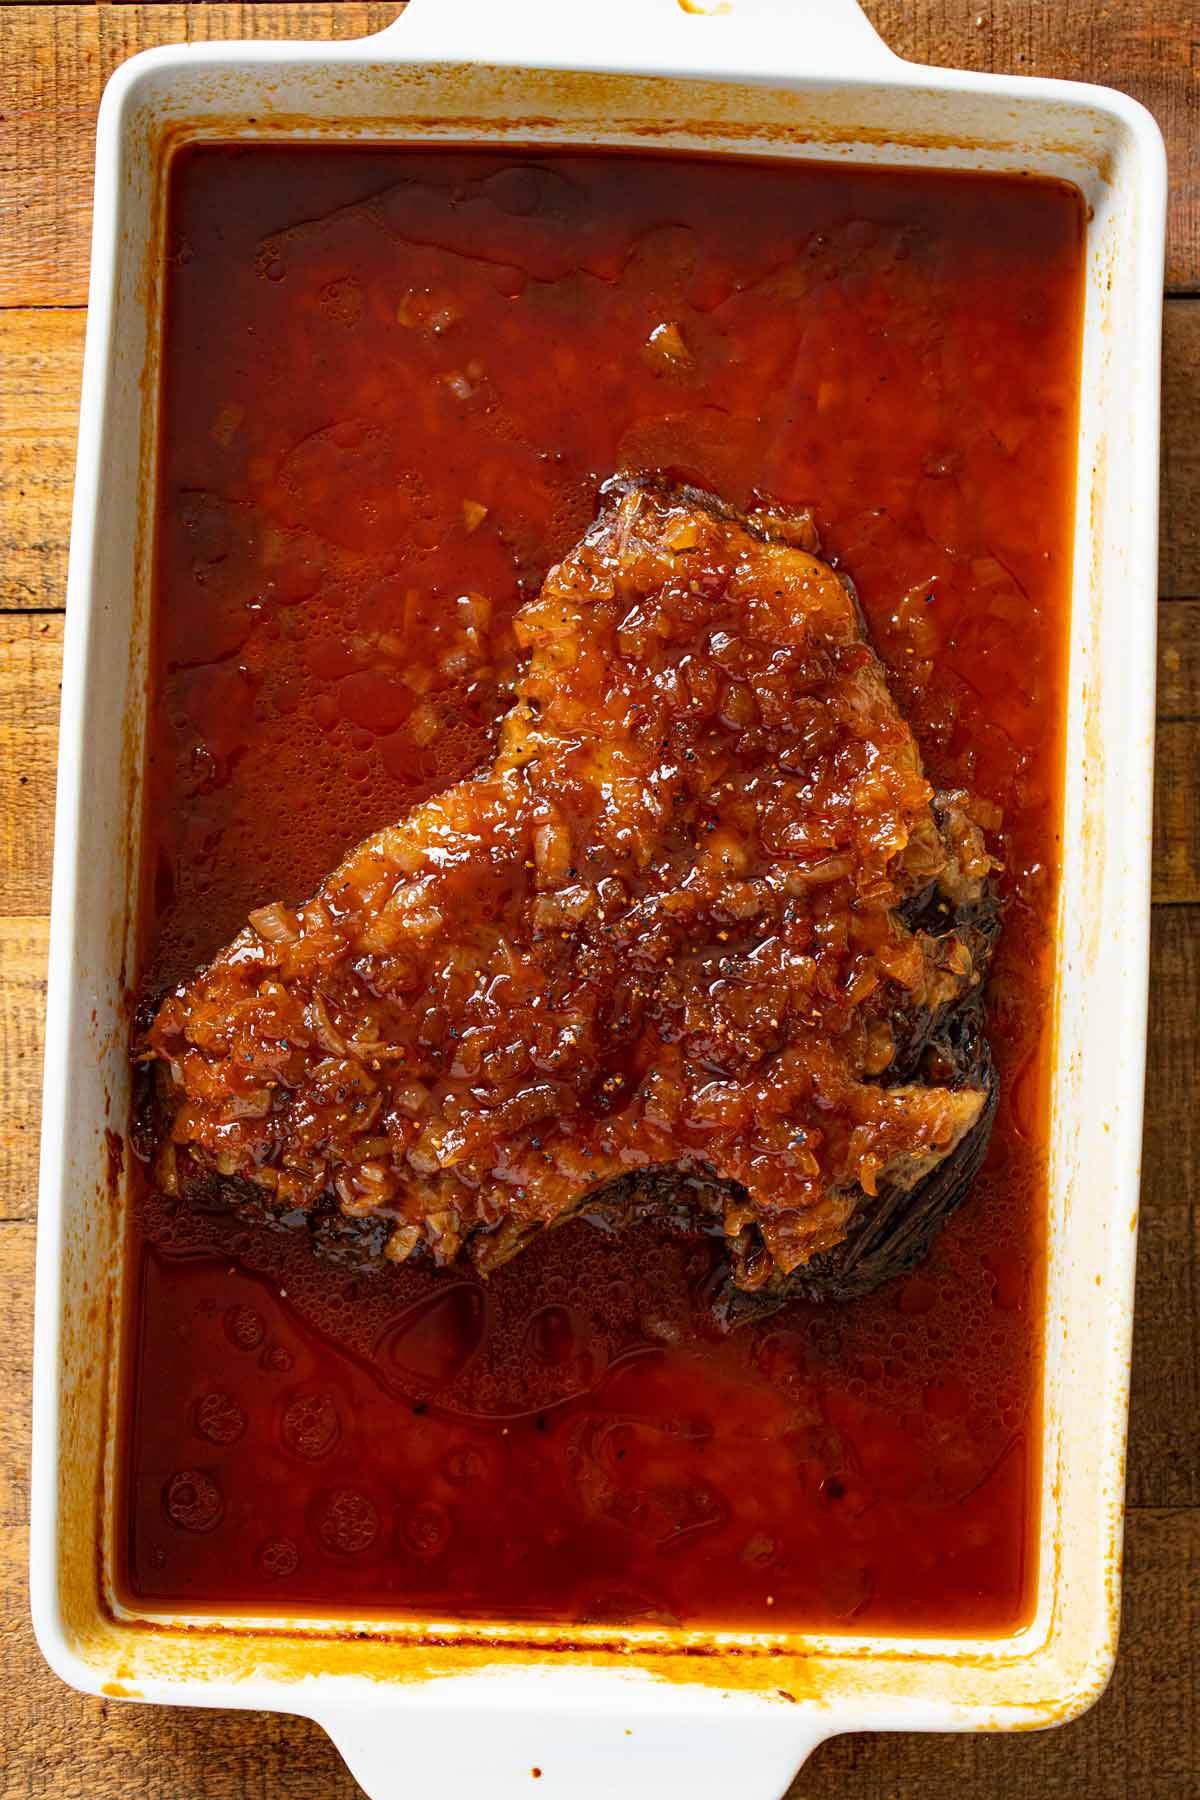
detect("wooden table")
(1, 3), (1196, 1794)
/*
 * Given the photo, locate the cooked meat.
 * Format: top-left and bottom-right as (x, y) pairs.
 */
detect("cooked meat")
(142, 477), (999, 1306)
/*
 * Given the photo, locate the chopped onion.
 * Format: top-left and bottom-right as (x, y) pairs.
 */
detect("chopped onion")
(307, 992), (348, 1057)
(642, 320), (692, 372)
(533, 815), (572, 886)
(248, 901), (300, 944)
(407, 701), (440, 748)
(385, 1221), (422, 1263)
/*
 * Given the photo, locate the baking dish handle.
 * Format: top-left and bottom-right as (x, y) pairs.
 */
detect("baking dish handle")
(317, 1692), (829, 1800)
(375, 0), (900, 79)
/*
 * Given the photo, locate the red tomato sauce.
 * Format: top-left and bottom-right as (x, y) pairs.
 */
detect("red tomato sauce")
(120, 145), (1084, 1634)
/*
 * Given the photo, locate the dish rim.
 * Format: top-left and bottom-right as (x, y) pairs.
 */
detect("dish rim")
(29, 0), (1166, 1784)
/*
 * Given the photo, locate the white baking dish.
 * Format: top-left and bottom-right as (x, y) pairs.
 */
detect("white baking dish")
(31, 0), (1166, 1792)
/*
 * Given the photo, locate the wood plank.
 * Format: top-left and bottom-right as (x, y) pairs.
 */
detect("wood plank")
(94, 0), (406, 82)
(0, 919), (48, 1226)
(0, 309), (85, 609)
(1, 298), (1196, 609)
(1153, 606), (1200, 906)
(1154, 721), (1200, 903)
(0, 613), (60, 917)
(1128, 906), (1199, 1509)
(1162, 301), (1200, 600)
(0, 619), (53, 1217)
(0, 4), (98, 309)
(1128, 1199), (1200, 1512)
(1158, 598), (1200, 719)
(1140, 909), (1199, 1221)
(0, 1), (1196, 307)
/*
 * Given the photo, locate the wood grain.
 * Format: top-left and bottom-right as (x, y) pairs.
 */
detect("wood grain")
(1129, 906), (1199, 1510)
(1154, 721), (1200, 903)
(0, 311), (85, 610)
(0, 615), (56, 1228)
(0, 614), (60, 917)
(0, 920), (48, 1226)
(1, 1), (1197, 306)
(0, 5), (98, 310)
(1162, 301), (1200, 599)
(1158, 598), (1200, 719)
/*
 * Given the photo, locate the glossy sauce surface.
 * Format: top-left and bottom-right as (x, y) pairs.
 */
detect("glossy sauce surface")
(122, 146), (1084, 1633)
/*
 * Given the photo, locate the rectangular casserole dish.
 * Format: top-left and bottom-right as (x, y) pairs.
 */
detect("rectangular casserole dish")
(30, 1), (1166, 1793)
